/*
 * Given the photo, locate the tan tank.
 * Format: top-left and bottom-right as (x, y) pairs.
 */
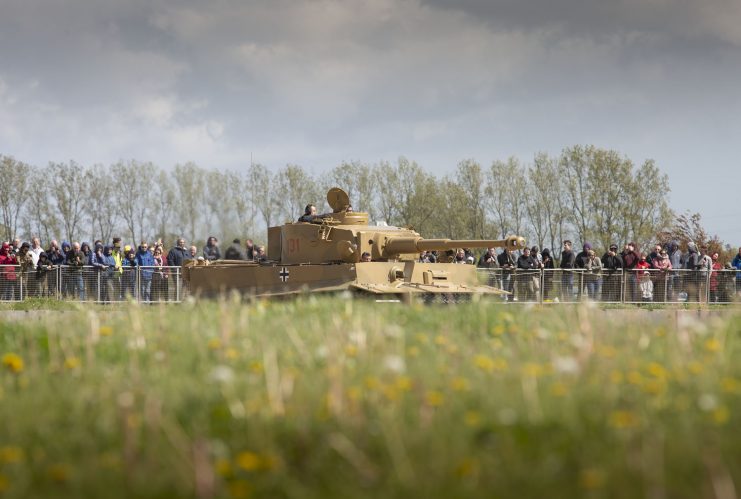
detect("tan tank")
(184, 187), (526, 299)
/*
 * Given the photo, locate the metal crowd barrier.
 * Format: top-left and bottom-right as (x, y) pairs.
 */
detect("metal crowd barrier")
(0, 265), (184, 303)
(475, 267), (740, 304)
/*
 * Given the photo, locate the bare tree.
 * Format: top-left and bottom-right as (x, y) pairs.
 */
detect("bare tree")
(49, 161), (91, 243)
(173, 162), (206, 243)
(0, 155), (32, 242)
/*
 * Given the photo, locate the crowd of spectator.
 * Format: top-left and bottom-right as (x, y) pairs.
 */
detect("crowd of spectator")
(1, 234), (740, 303)
(0, 235), (268, 301)
(466, 240), (741, 303)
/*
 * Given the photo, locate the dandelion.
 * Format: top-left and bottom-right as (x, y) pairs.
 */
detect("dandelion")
(381, 384), (401, 401)
(346, 386), (361, 402)
(688, 361), (704, 375)
(627, 371), (643, 385)
(455, 457), (479, 477)
(394, 376), (412, 392)
(236, 451), (261, 472)
(2, 353), (23, 374)
(225, 348), (239, 360)
(712, 406), (730, 425)
(47, 463), (70, 482)
(550, 382), (568, 397)
(406, 346), (420, 358)
(0, 446), (24, 464)
(425, 390), (445, 407)
(450, 377), (470, 392)
(464, 411), (481, 427)
(215, 458), (233, 477)
(522, 363), (543, 378)
(64, 357), (81, 370)
(609, 371), (624, 385)
(249, 361), (263, 374)
(579, 468), (606, 489)
(364, 376), (380, 391)
(609, 410), (639, 429)
(647, 362), (667, 379)
(704, 338), (721, 353)
(434, 335), (448, 346)
(208, 338), (222, 350)
(490, 324), (505, 336)
(227, 479), (251, 498)
(344, 345), (358, 357)
(597, 346), (616, 359)
(98, 325), (113, 336)
(721, 377), (741, 394)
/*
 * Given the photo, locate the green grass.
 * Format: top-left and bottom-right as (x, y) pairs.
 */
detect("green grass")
(1, 298), (740, 498)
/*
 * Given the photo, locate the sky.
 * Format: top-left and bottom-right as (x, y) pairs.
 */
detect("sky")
(1, 0), (739, 243)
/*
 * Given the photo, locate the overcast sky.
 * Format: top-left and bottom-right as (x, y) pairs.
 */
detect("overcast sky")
(1, 0), (739, 243)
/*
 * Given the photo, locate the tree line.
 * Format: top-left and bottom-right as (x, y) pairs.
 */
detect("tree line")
(0, 145), (675, 257)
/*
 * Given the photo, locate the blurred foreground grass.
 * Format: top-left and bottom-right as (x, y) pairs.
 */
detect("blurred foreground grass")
(1, 298), (740, 498)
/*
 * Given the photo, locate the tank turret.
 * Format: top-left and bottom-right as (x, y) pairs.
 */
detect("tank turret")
(267, 188), (525, 264)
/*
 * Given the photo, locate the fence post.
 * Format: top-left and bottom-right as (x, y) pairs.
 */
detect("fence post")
(176, 267), (180, 302)
(539, 269), (544, 304)
(19, 268), (23, 301)
(97, 271), (101, 303)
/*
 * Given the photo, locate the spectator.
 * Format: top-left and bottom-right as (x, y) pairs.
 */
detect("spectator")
(224, 238), (245, 260)
(477, 248), (498, 268)
(454, 248), (466, 264)
(419, 250), (432, 263)
(245, 239), (255, 261)
(498, 247), (517, 301)
(11, 238), (21, 255)
(652, 248), (672, 302)
(110, 237), (124, 300)
(683, 242), (701, 302)
(531, 245), (542, 265)
(203, 236), (221, 261)
(47, 240), (65, 265)
(30, 237), (43, 266)
(540, 248), (555, 300)
(122, 245), (138, 299)
(709, 252), (722, 303)
(698, 246), (713, 302)
(17, 242), (35, 299)
(621, 242), (639, 301)
(732, 247), (741, 297)
(559, 240), (576, 301)
(635, 253), (651, 272)
(574, 243), (592, 299)
(667, 241), (682, 300)
(516, 246), (539, 301)
(648, 244), (662, 269)
(35, 252), (54, 297)
(189, 245), (198, 259)
(91, 243), (107, 300)
(167, 238), (189, 267)
(152, 245), (168, 301)
(428, 251), (438, 263)
(68, 242), (86, 300)
(584, 249), (603, 300)
(601, 244), (623, 302)
(720, 263), (735, 302)
(80, 242), (92, 265)
(136, 242), (155, 301)
(639, 271), (654, 302)
(360, 252), (372, 262)
(0, 242), (18, 300)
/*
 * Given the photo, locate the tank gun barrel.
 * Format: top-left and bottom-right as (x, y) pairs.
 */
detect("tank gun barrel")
(382, 235), (526, 256)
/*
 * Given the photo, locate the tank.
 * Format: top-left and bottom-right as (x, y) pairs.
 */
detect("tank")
(184, 187), (526, 299)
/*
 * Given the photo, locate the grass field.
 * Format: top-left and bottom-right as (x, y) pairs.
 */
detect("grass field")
(1, 298), (740, 498)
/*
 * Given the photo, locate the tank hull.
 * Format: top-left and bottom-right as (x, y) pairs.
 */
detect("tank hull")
(185, 261), (508, 297)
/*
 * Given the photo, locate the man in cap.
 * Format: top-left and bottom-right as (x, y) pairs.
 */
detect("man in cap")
(601, 244), (623, 302)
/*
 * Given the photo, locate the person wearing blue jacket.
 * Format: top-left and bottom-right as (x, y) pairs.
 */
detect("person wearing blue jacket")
(136, 242), (155, 302)
(733, 247), (741, 296)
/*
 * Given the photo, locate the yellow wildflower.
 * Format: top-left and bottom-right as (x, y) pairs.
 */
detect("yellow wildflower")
(425, 390), (445, 407)
(415, 333), (429, 344)
(688, 361), (704, 375)
(609, 410), (639, 429)
(450, 376), (470, 392)
(704, 338), (721, 353)
(721, 377), (741, 394)
(228, 479), (251, 498)
(641, 379), (666, 396)
(522, 363), (543, 378)
(0, 474), (8, 493)
(406, 346), (420, 358)
(609, 371), (624, 385)
(464, 411), (481, 427)
(346, 386), (361, 402)
(381, 384), (400, 402)
(98, 326), (113, 336)
(364, 376), (380, 391)
(225, 348), (239, 360)
(490, 324), (505, 336)
(0, 446), (24, 464)
(236, 451), (261, 472)
(215, 458), (233, 477)
(2, 353), (23, 374)
(579, 468), (606, 489)
(434, 335), (448, 346)
(47, 463), (70, 482)
(455, 457), (479, 477)
(208, 338), (222, 350)
(627, 371), (643, 385)
(249, 361), (263, 374)
(344, 345), (358, 357)
(395, 376), (412, 392)
(647, 362), (667, 380)
(597, 346), (617, 359)
(712, 406), (730, 425)
(550, 382), (568, 397)
(64, 357), (81, 370)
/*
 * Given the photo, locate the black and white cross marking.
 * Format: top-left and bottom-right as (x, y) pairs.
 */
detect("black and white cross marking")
(278, 267), (290, 282)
